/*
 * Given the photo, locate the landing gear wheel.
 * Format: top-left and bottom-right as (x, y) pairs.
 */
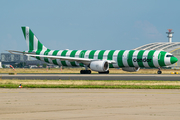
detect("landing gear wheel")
(98, 70), (109, 74)
(157, 70), (162, 74)
(80, 70), (91, 74)
(157, 67), (162, 74)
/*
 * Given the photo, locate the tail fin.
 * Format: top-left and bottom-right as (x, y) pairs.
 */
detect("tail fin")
(21, 26), (48, 52)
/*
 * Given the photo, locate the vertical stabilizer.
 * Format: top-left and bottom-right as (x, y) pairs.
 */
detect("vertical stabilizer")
(21, 26), (48, 51)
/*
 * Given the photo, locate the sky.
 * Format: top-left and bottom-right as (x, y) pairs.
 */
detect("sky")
(0, 0), (180, 53)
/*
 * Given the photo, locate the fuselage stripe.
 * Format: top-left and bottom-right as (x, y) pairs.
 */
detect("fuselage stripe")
(153, 51), (160, 67)
(48, 50), (54, 64)
(142, 51), (150, 67)
(75, 50), (82, 66)
(147, 50), (155, 67)
(98, 50), (106, 60)
(108, 50), (116, 68)
(117, 50), (125, 67)
(61, 50), (68, 66)
(89, 50), (96, 59)
(132, 50), (139, 67)
(65, 50), (73, 66)
(79, 50), (87, 67)
(103, 50), (110, 60)
(122, 50), (130, 67)
(158, 51), (166, 67)
(127, 50), (135, 67)
(112, 50), (120, 68)
(36, 50), (41, 60)
(93, 50), (101, 60)
(44, 49), (51, 63)
(137, 50), (145, 67)
(165, 53), (171, 66)
(52, 50), (59, 65)
(56, 50), (63, 66)
(70, 50), (78, 66)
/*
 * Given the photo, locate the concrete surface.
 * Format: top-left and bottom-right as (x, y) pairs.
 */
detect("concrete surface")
(0, 88), (180, 120)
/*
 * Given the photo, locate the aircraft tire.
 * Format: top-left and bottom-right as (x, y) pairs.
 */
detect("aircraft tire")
(157, 70), (162, 74)
(98, 70), (109, 74)
(87, 70), (91, 74)
(80, 70), (91, 74)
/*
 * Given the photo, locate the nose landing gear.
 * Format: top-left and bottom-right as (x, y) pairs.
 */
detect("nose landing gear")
(157, 67), (162, 74)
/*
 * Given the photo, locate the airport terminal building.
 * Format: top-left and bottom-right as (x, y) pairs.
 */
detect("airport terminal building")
(134, 29), (180, 69)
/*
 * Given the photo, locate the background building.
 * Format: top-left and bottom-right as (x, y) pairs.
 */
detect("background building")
(134, 29), (180, 69)
(1, 53), (28, 62)
(0, 53), (47, 68)
(0, 53), (28, 66)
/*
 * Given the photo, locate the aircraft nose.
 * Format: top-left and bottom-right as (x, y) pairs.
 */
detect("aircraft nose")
(171, 57), (178, 64)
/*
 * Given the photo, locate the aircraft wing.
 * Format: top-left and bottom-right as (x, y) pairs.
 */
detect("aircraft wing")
(7, 50), (116, 65)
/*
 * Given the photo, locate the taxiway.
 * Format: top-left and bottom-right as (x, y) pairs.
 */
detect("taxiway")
(0, 74), (180, 81)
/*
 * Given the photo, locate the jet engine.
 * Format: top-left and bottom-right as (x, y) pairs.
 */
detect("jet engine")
(89, 61), (109, 72)
(122, 67), (140, 72)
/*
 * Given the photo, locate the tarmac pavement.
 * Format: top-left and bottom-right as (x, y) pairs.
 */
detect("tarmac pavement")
(0, 89), (180, 120)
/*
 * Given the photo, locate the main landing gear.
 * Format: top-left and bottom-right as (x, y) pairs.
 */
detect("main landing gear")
(80, 70), (91, 74)
(80, 65), (91, 74)
(98, 70), (109, 74)
(157, 67), (162, 74)
(80, 70), (110, 74)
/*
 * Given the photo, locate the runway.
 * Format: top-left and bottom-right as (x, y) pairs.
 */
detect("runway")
(0, 74), (180, 81)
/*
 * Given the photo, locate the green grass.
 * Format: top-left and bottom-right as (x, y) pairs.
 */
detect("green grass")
(0, 68), (180, 74)
(0, 80), (180, 89)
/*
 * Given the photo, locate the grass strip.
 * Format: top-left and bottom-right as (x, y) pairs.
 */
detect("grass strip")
(0, 80), (180, 89)
(0, 68), (180, 74)
(0, 84), (180, 89)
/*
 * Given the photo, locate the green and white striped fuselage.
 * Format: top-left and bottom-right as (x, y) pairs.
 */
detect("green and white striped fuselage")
(32, 49), (173, 68)
(12, 26), (177, 73)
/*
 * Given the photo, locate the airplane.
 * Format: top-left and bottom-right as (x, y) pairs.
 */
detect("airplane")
(8, 26), (178, 74)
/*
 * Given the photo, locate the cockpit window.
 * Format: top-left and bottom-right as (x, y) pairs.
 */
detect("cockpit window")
(166, 55), (174, 57)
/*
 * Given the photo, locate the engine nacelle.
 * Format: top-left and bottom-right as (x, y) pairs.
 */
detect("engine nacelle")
(122, 67), (140, 72)
(89, 61), (109, 72)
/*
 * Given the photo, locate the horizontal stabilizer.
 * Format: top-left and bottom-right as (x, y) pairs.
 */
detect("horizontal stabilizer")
(6, 50), (36, 55)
